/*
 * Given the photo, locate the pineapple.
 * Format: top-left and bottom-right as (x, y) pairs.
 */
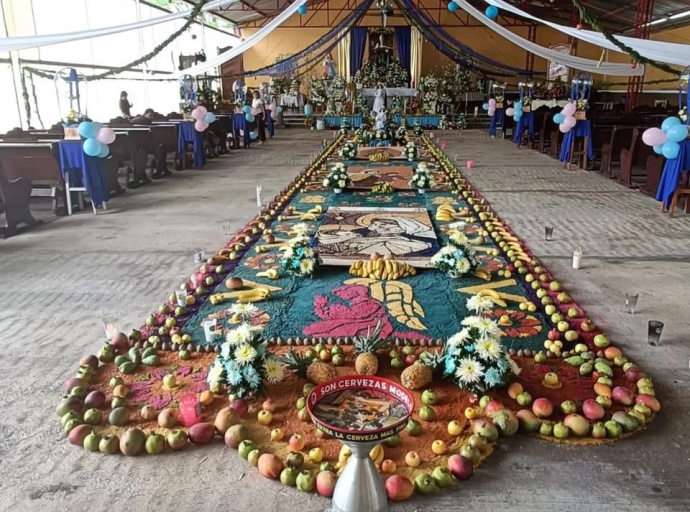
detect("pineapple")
(353, 321), (388, 375)
(400, 363), (433, 390)
(282, 349), (336, 384)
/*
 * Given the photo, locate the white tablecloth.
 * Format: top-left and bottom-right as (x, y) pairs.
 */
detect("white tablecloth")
(531, 99), (569, 110)
(357, 87), (418, 98)
(279, 94), (300, 107)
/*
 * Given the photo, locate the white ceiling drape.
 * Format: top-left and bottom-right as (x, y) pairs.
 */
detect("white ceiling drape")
(174, 0), (308, 77)
(455, 0), (644, 76)
(487, 0), (689, 68)
(0, 0), (241, 53)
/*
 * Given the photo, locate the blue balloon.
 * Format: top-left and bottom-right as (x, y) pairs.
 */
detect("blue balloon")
(298, 4), (307, 15)
(276, 106), (283, 113)
(661, 116), (681, 132)
(514, 103), (523, 111)
(83, 138), (103, 157)
(448, 1), (459, 12)
(553, 113), (565, 124)
(482, 103), (489, 111)
(242, 105), (251, 114)
(97, 144), (109, 158)
(78, 122), (95, 139)
(514, 114), (522, 122)
(304, 104), (313, 116)
(653, 144), (664, 155)
(204, 112), (217, 123)
(245, 113), (255, 122)
(666, 124), (688, 143)
(661, 140), (681, 160)
(485, 5), (499, 19)
(250, 130), (259, 140)
(91, 121), (103, 135)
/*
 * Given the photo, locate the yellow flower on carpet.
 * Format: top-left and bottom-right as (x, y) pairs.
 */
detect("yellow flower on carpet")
(455, 357), (485, 385)
(234, 343), (257, 365)
(291, 223), (310, 236)
(474, 337), (502, 361)
(300, 259), (315, 275)
(230, 303), (258, 318)
(456, 257), (471, 274)
(226, 323), (252, 345)
(264, 358), (285, 383)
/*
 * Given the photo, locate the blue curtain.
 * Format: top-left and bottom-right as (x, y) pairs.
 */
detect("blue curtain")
(395, 26), (411, 78)
(350, 27), (367, 78)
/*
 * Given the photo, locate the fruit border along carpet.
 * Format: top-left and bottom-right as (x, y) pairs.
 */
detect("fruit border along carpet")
(57, 133), (661, 503)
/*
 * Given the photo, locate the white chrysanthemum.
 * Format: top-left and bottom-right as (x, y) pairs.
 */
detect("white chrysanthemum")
(475, 317), (502, 339)
(230, 302), (258, 318)
(441, 246), (454, 256)
(207, 362), (224, 383)
(234, 343), (257, 365)
(466, 295), (494, 314)
(455, 258), (471, 274)
(508, 357), (522, 376)
(450, 232), (468, 245)
(461, 315), (483, 328)
(299, 258), (315, 275)
(226, 323), (253, 345)
(249, 324), (264, 334)
(291, 223), (309, 236)
(264, 358), (285, 383)
(338, 180), (346, 188)
(289, 234), (309, 245)
(302, 247), (314, 258)
(455, 357), (485, 384)
(282, 246), (294, 258)
(447, 328), (471, 347)
(475, 337), (502, 361)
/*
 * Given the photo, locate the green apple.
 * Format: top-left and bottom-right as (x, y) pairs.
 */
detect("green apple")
(389, 349), (400, 359)
(314, 343), (326, 354)
(593, 334), (610, 348)
(553, 422), (569, 439)
(560, 400), (577, 415)
(539, 274), (550, 283)
(566, 308), (579, 319)
(534, 351), (547, 363)
(296, 470), (316, 492)
(391, 358), (404, 369)
(280, 467), (299, 487)
(516, 392), (532, 406)
(564, 330), (579, 342)
(406, 419), (422, 436)
(544, 305), (557, 316)
(557, 321), (570, 333)
(431, 467), (454, 489)
(536, 289), (548, 299)
(604, 420), (622, 438)
(479, 395), (492, 408)
(580, 319), (595, 332)
(413, 473), (435, 495)
(551, 313), (565, 323)
(549, 281), (563, 292)
(296, 397), (306, 410)
(332, 354), (345, 366)
(331, 346), (343, 356)
(383, 434), (401, 447)
(539, 421), (553, 436)
(421, 390), (438, 405)
(557, 292), (571, 303)
(402, 346), (416, 356)
(525, 274), (535, 283)
(531, 281), (541, 290)
(596, 396), (612, 409)
(468, 433), (488, 451)
(419, 406), (436, 421)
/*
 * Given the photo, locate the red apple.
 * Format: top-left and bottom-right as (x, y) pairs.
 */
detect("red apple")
(484, 400), (504, 418)
(404, 354), (417, 365)
(547, 329), (560, 341)
(532, 398), (553, 418)
(385, 475), (414, 501)
(316, 471), (337, 498)
(447, 454), (474, 480)
(228, 399), (248, 417)
(288, 433), (305, 451)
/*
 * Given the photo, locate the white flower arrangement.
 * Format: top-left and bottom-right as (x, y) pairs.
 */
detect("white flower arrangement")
(403, 142), (419, 161)
(280, 236), (321, 277)
(679, 106), (687, 123)
(207, 322), (283, 398)
(323, 163), (351, 190)
(442, 293), (517, 393)
(338, 141), (357, 160)
(409, 170), (434, 190)
(430, 230), (479, 277)
(339, 119), (350, 135)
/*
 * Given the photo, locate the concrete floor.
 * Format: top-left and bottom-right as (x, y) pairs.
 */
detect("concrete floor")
(1, 130), (689, 512)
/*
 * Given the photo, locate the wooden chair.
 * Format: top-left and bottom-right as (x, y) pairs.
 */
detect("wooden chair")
(642, 154), (664, 197)
(662, 171), (690, 218)
(618, 128), (641, 187)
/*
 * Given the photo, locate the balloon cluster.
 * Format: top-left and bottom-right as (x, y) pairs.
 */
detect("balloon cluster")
(552, 103), (578, 134)
(191, 106), (217, 132)
(506, 101), (524, 122)
(304, 104), (314, 117)
(642, 117), (688, 160)
(482, 98), (497, 117)
(486, 5), (499, 20)
(78, 122), (116, 158)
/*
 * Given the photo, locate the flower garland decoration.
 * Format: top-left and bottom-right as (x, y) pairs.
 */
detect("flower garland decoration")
(403, 141), (419, 161)
(206, 315), (284, 398)
(430, 228), (479, 277)
(338, 141), (357, 160)
(280, 236), (321, 277)
(372, 182), (395, 194)
(323, 162), (351, 190)
(442, 294), (518, 394)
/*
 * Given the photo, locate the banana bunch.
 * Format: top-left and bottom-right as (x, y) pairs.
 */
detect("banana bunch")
(335, 443), (384, 473)
(473, 269), (492, 281)
(435, 204), (471, 222)
(477, 288), (507, 307)
(368, 152), (389, 163)
(256, 268), (279, 280)
(349, 258), (417, 281)
(380, 280), (426, 330)
(210, 287), (271, 306)
(300, 213), (319, 221)
(287, 205), (323, 215)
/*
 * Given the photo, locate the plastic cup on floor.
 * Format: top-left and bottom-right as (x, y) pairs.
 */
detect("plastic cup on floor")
(544, 226), (554, 241)
(647, 320), (664, 346)
(625, 293), (639, 314)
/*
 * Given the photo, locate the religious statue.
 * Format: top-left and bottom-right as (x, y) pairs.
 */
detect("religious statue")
(372, 84), (386, 114)
(232, 79), (245, 103)
(259, 81), (270, 104)
(322, 54), (337, 79)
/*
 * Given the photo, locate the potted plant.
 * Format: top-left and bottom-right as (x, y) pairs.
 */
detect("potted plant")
(323, 163), (351, 193)
(62, 109), (83, 139)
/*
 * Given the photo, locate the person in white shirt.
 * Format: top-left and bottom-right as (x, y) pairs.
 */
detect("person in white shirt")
(251, 90), (267, 144)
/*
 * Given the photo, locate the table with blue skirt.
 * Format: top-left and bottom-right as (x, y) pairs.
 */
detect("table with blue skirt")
(656, 138), (690, 209)
(559, 120), (594, 168)
(396, 115), (441, 128)
(232, 113), (251, 148)
(513, 111), (535, 147)
(177, 121), (206, 167)
(489, 109), (506, 138)
(58, 140), (108, 214)
(324, 116), (363, 129)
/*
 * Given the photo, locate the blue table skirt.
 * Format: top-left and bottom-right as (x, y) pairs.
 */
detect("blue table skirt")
(178, 121), (206, 167)
(513, 111), (535, 145)
(398, 116), (440, 128)
(369, 140), (391, 147)
(58, 140), (108, 208)
(233, 113), (251, 147)
(489, 109), (506, 137)
(324, 116), (363, 129)
(266, 109), (275, 138)
(559, 120), (594, 163)
(657, 139), (690, 208)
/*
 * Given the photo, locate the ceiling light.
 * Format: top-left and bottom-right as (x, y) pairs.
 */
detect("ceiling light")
(669, 10), (690, 20)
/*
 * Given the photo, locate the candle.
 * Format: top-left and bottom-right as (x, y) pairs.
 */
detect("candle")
(175, 289), (188, 307)
(467, 160), (474, 169)
(203, 319), (217, 343)
(256, 185), (263, 208)
(572, 247), (582, 270)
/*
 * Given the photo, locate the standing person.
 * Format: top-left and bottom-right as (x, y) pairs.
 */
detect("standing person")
(252, 90), (267, 145)
(119, 91), (132, 118)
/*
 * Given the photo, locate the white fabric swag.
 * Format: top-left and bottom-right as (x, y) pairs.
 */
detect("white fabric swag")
(455, 0), (644, 76)
(0, 0), (241, 53)
(175, 0), (308, 77)
(488, 0), (689, 68)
